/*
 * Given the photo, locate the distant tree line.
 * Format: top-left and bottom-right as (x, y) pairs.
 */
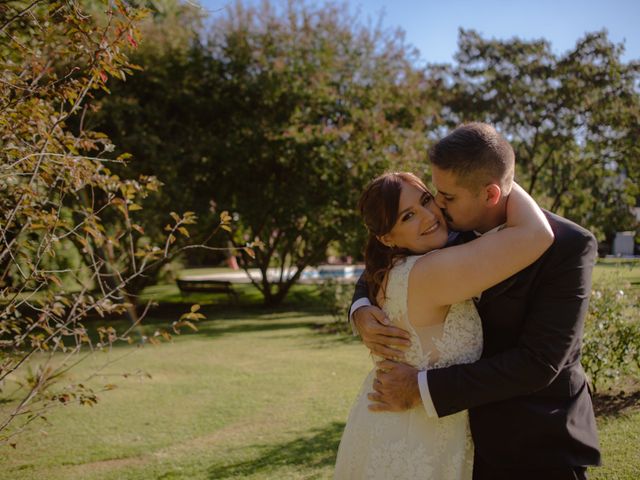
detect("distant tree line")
(91, 0), (639, 305)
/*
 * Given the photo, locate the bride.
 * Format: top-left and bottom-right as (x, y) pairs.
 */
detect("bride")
(334, 172), (553, 479)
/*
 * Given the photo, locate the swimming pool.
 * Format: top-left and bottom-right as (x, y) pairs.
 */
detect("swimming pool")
(179, 264), (364, 284)
(300, 265), (364, 281)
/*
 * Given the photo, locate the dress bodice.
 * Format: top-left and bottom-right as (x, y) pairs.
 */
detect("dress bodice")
(380, 255), (483, 370)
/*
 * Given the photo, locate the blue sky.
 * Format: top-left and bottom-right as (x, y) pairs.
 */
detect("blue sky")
(197, 0), (640, 64)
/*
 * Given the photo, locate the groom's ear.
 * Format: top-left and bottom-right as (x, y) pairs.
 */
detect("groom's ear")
(484, 183), (502, 207)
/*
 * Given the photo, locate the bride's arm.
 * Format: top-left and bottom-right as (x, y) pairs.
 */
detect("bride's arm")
(412, 183), (553, 306)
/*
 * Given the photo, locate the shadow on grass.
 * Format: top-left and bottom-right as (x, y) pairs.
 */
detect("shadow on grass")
(131, 299), (329, 322)
(138, 281), (328, 312)
(131, 284), (334, 331)
(593, 389), (640, 418)
(78, 301), (348, 350)
(71, 277), (356, 348)
(195, 319), (324, 339)
(207, 421), (344, 479)
(192, 313), (360, 344)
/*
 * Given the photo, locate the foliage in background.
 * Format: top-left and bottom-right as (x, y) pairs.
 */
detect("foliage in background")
(316, 279), (353, 334)
(582, 283), (640, 393)
(436, 29), (640, 242)
(94, 4), (639, 306)
(95, 0), (438, 305)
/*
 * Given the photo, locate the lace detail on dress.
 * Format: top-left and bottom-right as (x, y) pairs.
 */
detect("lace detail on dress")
(380, 255), (483, 370)
(334, 254), (483, 480)
(381, 256), (431, 369)
(366, 435), (436, 479)
(432, 300), (483, 368)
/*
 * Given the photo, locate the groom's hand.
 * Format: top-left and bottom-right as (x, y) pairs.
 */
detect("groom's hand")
(368, 360), (421, 412)
(353, 306), (411, 360)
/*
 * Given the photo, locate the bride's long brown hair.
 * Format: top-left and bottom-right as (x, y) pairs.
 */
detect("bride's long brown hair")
(358, 172), (431, 305)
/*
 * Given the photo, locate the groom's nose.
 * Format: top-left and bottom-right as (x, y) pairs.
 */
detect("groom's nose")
(434, 192), (446, 208)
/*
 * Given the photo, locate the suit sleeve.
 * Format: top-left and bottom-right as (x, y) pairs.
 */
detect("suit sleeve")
(348, 273), (369, 315)
(427, 230), (597, 417)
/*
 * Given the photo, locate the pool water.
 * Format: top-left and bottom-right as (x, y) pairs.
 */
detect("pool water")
(300, 265), (364, 281)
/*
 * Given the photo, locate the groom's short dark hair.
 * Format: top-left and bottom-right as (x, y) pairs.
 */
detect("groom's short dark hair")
(429, 122), (515, 193)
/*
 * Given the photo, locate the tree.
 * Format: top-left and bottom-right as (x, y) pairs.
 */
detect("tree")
(0, 0), (222, 446)
(437, 29), (640, 241)
(84, 0), (220, 261)
(96, 0), (437, 305)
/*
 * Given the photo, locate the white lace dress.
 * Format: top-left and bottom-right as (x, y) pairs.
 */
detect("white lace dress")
(334, 255), (483, 480)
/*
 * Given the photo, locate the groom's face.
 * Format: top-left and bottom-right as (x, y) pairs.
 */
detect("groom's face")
(430, 166), (488, 232)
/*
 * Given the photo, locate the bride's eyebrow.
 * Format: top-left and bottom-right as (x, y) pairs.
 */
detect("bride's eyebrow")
(397, 192), (427, 217)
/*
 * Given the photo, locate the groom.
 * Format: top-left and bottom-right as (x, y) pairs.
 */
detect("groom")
(350, 123), (601, 479)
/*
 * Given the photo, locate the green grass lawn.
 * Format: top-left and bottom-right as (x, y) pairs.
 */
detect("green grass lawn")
(1, 260), (639, 479)
(2, 309), (639, 479)
(139, 275), (323, 307)
(0, 309), (366, 480)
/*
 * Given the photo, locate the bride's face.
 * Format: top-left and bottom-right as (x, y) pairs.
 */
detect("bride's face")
(380, 182), (449, 254)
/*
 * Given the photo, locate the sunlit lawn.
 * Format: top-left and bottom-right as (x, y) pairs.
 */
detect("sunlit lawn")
(1, 259), (638, 479)
(1, 308), (369, 480)
(593, 258), (640, 290)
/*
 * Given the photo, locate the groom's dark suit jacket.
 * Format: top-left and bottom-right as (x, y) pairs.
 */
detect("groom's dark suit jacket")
(351, 211), (601, 468)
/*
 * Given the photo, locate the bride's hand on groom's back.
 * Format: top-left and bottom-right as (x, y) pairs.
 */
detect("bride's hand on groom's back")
(353, 306), (411, 360)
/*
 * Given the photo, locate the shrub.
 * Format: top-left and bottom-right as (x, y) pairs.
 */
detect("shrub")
(317, 279), (354, 334)
(582, 285), (640, 393)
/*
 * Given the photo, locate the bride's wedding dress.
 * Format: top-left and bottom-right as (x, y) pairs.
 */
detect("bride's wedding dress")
(334, 255), (483, 479)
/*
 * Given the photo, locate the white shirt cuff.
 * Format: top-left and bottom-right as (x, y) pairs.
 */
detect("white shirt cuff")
(349, 298), (372, 335)
(418, 370), (438, 417)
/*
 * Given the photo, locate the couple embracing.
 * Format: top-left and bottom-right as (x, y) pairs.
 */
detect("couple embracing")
(334, 123), (601, 479)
